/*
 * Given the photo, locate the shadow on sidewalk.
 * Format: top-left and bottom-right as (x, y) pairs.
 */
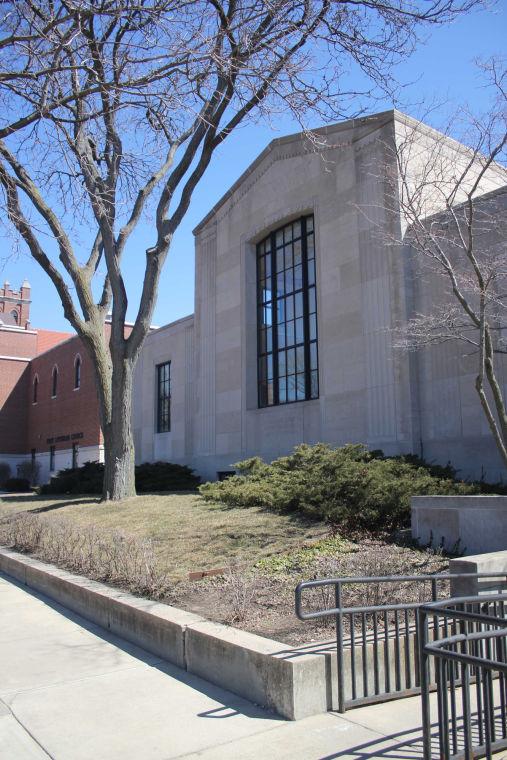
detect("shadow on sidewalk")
(319, 722), (433, 759)
(0, 571), (281, 724)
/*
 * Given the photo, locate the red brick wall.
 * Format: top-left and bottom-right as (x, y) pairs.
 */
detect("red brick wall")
(1, 319), (133, 459)
(0, 328), (38, 358)
(0, 326), (37, 453)
(27, 336), (102, 455)
(0, 358), (30, 453)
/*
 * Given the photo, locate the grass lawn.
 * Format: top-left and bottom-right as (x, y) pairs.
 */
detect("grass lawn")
(0, 490), (449, 645)
(0, 492), (328, 581)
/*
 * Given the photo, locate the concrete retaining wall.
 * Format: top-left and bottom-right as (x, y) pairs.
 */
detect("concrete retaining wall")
(411, 496), (507, 555)
(449, 551), (507, 597)
(0, 548), (328, 720)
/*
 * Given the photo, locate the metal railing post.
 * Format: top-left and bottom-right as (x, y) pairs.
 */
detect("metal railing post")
(418, 607), (432, 760)
(335, 582), (345, 713)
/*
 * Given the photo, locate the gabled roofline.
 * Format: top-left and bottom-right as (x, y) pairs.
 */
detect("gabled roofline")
(192, 109), (397, 235)
(192, 108), (507, 235)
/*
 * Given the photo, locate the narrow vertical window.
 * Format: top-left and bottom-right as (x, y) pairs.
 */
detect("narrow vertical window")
(49, 445), (55, 471)
(74, 356), (81, 389)
(51, 366), (58, 398)
(257, 214), (319, 407)
(72, 443), (79, 469)
(157, 361), (171, 433)
(33, 375), (38, 403)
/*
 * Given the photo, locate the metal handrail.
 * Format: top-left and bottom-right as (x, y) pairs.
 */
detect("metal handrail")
(294, 572), (507, 713)
(295, 573), (507, 620)
(419, 594), (507, 760)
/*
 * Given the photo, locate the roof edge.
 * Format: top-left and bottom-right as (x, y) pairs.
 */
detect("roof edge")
(192, 108), (507, 236)
(145, 313), (195, 336)
(192, 109), (397, 235)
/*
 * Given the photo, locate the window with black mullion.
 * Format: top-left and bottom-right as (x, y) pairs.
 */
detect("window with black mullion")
(156, 361), (171, 433)
(257, 214), (318, 407)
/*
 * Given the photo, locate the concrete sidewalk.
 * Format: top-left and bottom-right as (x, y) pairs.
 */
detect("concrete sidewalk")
(0, 573), (445, 759)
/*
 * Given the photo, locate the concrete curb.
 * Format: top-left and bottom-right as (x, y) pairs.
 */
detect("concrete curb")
(0, 547), (329, 720)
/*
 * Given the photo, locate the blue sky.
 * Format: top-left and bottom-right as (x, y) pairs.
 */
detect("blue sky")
(1, 2), (506, 332)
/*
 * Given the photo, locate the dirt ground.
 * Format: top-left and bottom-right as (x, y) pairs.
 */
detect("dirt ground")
(167, 535), (448, 645)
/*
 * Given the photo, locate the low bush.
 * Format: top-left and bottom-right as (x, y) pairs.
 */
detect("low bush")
(0, 461), (11, 487)
(199, 443), (477, 531)
(40, 460), (104, 495)
(17, 459), (41, 486)
(0, 513), (170, 598)
(3, 477), (31, 492)
(40, 459), (199, 495)
(135, 461), (200, 492)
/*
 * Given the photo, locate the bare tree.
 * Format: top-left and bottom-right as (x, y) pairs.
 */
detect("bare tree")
(387, 60), (507, 466)
(0, 0), (484, 500)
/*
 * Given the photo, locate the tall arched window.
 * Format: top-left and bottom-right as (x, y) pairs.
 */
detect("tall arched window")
(33, 375), (38, 404)
(51, 366), (58, 398)
(257, 214), (319, 407)
(10, 309), (18, 324)
(74, 355), (81, 389)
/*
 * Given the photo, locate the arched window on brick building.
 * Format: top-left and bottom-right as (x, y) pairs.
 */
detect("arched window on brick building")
(33, 374), (38, 404)
(74, 355), (81, 389)
(51, 366), (58, 398)
(10, 309), (18, 324)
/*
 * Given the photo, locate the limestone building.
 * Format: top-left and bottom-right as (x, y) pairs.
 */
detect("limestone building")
(132, 110), (507, 482)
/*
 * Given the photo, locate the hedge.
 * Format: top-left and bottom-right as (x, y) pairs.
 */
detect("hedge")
(40, 460), (199, 495)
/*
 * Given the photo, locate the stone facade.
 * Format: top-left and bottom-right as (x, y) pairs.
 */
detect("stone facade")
(133, 315), (194, 465)
(407, 189), (507, 481)
(133, 110), (507, 481)
(3, 110), (506, 486)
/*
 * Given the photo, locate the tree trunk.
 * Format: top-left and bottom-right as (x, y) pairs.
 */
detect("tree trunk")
(101, 359), (136, 501)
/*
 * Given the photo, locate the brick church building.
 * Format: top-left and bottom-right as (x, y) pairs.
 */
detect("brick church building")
(0, 280), (103, 483)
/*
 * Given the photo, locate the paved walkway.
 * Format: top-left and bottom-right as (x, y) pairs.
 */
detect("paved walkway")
(0, 573), (466, 759)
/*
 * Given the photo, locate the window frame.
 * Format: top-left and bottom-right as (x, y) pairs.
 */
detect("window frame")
(33, 374), (38, 404)
(156, 361), (171, 434)
(51, 365), (58, 398)
(74, 355), (81, 390)
(256, 214), (319, 408)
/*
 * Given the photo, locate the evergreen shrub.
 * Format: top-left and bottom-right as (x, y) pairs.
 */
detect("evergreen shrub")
(199, 443), (477, 530)
(0, 461), (11, 487)
(4, 477), (31, 492)
(40, 460), (199, 495)
(40, 461), (104, 494)
(135, 461), (200, 492)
